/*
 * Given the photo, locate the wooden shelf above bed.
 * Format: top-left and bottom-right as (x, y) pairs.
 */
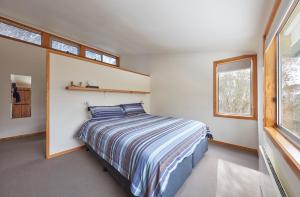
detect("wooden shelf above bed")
(65, 86), (150, 94)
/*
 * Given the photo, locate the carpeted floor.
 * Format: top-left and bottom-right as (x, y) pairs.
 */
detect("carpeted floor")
(0, 135), (259, 197)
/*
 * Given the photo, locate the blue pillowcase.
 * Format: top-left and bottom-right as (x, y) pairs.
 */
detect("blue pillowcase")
(120, 103), (145, 116)
(88, 106), (124, 120)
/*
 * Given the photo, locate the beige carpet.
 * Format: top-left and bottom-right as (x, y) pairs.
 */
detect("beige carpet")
(215, 160), (261, 197)
(0, 135), (259, 197)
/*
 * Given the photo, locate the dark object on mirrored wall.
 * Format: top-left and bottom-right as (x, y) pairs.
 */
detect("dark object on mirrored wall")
(11, 74), (32, 119)
(12, 83), (21, 103)
(86, 85), (99, 89)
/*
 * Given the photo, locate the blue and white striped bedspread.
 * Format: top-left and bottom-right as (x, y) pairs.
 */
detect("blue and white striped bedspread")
(78, 114), (211, 197)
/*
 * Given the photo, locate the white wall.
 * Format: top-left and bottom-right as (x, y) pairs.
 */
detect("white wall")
(0, 37), (46, 139)
(122, 52), (258, 149)
(49, 52), (151, 156)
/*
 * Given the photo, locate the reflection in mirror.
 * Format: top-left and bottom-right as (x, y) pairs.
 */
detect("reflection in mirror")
(11, 74), (31, 119)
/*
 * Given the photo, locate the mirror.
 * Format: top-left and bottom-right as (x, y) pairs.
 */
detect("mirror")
(11, 74), (32, 119)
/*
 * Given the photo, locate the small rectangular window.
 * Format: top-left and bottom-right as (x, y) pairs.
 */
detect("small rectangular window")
(278, 1), (300, 146)
(213, 55), (257, 119)
(103, 55), (117, 65)
(0, 20), (41, 45)
(51, 37), (79, 55)
(85, 50), (102, 61)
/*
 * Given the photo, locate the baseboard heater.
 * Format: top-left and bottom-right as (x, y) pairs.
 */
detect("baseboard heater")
(259, 146), (287, 197)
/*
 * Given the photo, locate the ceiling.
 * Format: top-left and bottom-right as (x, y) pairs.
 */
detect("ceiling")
(0, 0), (273, 55)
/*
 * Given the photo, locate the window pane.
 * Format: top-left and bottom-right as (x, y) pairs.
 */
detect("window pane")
(218, 68), (251, 115)
(279, 2), (300, 141)
(51, 39), (79, 55)
(85, 50), (102, 61)
(0, 22), (41, 45)
(103, 55), (117, 65)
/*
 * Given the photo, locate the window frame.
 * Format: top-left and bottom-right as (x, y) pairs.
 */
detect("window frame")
(102, 54), (118, 65)
(263, 0), (300, 180)
(0, 18), (42, 46)
(276, 5), (300, 148)
(50, 36), (80, 55)
(213, 55), (258, 120)
(84, 48), (103, 62)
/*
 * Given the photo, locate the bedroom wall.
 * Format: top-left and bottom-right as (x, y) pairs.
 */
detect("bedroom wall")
(0, 37), (46, 139)
(122, 52), (258, 149)
(48, 52), (150, 156)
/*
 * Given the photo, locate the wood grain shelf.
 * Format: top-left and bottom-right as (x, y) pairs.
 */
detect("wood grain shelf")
(65, 86), (150, 94)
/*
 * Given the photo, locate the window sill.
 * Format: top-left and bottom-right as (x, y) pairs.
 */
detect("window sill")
(214, 113), (257, 120)
(264, 127), (300, 180)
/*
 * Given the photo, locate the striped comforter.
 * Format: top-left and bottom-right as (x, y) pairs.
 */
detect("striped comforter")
(78, 114), (211, 197)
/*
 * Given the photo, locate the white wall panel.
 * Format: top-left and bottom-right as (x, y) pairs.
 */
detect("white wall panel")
(48, 52), (150, 155)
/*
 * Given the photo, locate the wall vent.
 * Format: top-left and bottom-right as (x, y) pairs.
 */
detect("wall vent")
(259, 146), (287, 197)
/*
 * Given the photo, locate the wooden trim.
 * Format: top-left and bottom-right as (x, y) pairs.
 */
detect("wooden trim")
(252, 55), (258, 120)
(116, 57), (121, 67)
(264, 127), (300, 180)
(42, 32), (50, 48)
(47, 145), (85, 159)
(46, 50), (50, 159)
(79, 45), (86, 57)
(0, 16), (120, 66)
(48, 49), (150, 77)
(213, 54), (257, 120)
(213, 114), (257, 120)
(209, 139), (258, 155)
(263, 38), (277, 127)
(263, 0), (282, 39)
(66, 86), (150, 94)
(213, 55), (257, 65)
(0, 131), (45, 142)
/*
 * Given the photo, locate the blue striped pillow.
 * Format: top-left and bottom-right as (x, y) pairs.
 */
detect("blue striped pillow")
(120, 103), (145, 116)
(88, 106), (124, 119)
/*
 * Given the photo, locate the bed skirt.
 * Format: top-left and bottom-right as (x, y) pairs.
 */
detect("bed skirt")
(86, 137), (208, 197)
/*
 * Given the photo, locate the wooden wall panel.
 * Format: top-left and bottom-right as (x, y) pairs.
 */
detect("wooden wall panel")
(264, 38), (277, 127)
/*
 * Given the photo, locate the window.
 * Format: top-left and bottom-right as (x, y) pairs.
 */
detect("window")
(85, 49), (119, 66)
(85, 50), (102, 61)
(50, 37), (79, 55)
(0, 17), (120, 67)
(213, 55), (257, 119)
(278, 1), (300, 146)
(0, 20), (41, 45)
(103, 54), (117, 65)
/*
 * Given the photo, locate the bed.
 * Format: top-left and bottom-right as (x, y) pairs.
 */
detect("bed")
(78, 113), (212, 197)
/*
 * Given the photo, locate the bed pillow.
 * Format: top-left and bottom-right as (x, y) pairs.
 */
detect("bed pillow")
(88, 106), (124, 119)
(120, 103), (145, 116)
